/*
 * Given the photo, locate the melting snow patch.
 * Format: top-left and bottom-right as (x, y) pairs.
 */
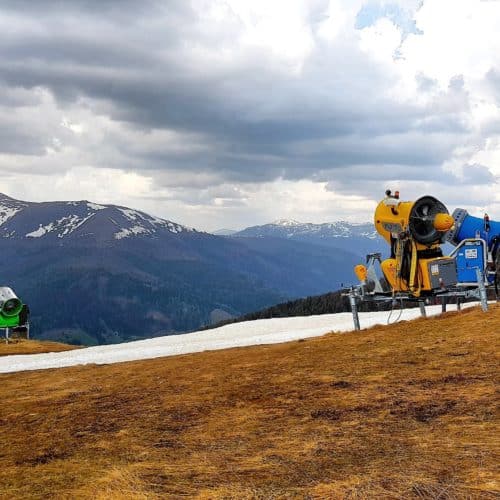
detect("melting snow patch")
(273, 219), (301, 226)
(114, 225), (150, 239)
(56, 214), (94, 237)
(26, 214), (95, 238)
(87, 202), (106, 211)
(26, 223), (55, 238)
(118, 208), (148, 222)
(0, 206), (21, 226)
(141, 213), (191, 233)
(0, 303), (480, 374)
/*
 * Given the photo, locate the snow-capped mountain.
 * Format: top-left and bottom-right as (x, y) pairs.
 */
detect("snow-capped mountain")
(235, 218), (378, 239)
(232, 218), (383, 257)
(0, 193), (363, 345)
(0, 193), (192, 242)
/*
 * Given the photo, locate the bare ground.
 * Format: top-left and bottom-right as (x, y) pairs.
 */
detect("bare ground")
(0, 339), (78, 356)
(0, 304), (498, 498)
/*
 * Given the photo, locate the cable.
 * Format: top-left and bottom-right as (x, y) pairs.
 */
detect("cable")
(387, 296), (404, 325)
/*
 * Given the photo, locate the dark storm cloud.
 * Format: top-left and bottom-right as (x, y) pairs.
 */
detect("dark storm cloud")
(0, 0), (473, 187)
(0, 0), (167, 17)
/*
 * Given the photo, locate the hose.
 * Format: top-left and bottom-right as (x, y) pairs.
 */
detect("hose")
(387, 297), (404, 325)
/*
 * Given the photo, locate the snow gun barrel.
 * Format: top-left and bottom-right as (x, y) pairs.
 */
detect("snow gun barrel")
(0, 287), (22, 318)
(446, 209), (500, 248)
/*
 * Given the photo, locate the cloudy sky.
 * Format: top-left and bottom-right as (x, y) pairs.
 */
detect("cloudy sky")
(0, 0), (499, 230)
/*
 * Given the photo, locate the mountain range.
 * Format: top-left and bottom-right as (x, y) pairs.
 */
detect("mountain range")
(0, 193), (383, 345)
(229, 219), (383, 257)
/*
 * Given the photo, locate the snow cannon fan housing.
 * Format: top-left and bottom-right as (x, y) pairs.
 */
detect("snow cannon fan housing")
(0, 287), (25, 328)
(372, 192), (456, 296)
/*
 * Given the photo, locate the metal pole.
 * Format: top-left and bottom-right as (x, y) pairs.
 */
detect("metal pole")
(476, 268), (489, 312)
(419, 301), (427, 318)
(441, 296), (447, 313)
(457, 297), (461, 311)
(349, 292), (361, 331)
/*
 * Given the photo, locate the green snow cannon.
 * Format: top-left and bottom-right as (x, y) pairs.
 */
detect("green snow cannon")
(0, 287), (25, 328)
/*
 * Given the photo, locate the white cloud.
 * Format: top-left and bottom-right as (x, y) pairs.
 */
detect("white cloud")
(0, 0), (498, 229)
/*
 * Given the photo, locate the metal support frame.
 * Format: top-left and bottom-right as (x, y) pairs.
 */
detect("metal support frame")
(476, 268), (489, 312)
(343, 281), (492, 331)
(3, 323), (30, 343)
(349, 291), (361, 331)
(419, 301), (427, 318)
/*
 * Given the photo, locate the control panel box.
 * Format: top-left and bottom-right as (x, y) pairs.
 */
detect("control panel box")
(427, 258), (457, 289)
(455, 240), (487, 284)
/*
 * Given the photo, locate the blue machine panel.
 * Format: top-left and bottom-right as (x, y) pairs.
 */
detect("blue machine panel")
(455, 240), (487, 284)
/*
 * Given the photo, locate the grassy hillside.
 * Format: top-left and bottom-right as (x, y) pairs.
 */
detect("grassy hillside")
(0, 339), (78, 356)
(0, 305), (498, 498)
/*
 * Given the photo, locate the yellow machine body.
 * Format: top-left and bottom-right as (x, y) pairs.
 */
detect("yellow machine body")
(381, 256), (456, 292)
(374, 199), (415, 246)
(368, 193), (455, 297)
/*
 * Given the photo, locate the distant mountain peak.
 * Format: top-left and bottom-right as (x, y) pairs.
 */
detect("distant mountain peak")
(272, 219), (302, 226)
(0, 194), (194, 242)
(0, 192), (21, 202)
(233, 219), (382, 253)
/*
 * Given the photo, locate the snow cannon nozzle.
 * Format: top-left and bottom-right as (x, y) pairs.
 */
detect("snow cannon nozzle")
(0, 287), (23, 318)
(446, 209), (500, 247)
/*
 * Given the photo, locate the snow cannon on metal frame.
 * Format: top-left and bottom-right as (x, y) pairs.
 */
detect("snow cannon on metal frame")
(346, 190), (496, 332)
(0, 287), (30, 339)
(370, 191), (456, 297)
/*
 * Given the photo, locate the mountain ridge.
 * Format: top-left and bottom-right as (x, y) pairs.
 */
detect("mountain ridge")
(0, 193), (364, 345)
(234, 219), (378, 239)
(0, 194), (193, 243)
(231, 218), (384, 258)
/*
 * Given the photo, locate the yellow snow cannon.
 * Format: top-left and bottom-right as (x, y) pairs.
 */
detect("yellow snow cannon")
(371, 191), (455, 297)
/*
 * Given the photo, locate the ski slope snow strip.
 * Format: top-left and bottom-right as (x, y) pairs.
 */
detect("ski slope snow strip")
(0, 304), (473, 374)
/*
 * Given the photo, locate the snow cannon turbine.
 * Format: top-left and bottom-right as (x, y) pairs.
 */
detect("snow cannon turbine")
(363, 191), (457, 297)
(0, 287), (26, 329)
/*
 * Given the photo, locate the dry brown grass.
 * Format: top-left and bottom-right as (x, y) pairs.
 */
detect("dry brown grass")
(0, 304), (498, 498)
(0, 339), (78, 356)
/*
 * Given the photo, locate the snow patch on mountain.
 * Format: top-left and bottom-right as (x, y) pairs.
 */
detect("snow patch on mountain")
(26, 223), (55, 238)
(236, 219), (378, 240)
(117, 207), (146, 222)
(273, 219), (301, 227)
(0, 206), (22, 227)
(116, 207), (190, 235)
(56, 214), (95, 237)
(26, 213), (95, 238)
(87, 202), (106, 211)
(114, 225), (151, 240)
